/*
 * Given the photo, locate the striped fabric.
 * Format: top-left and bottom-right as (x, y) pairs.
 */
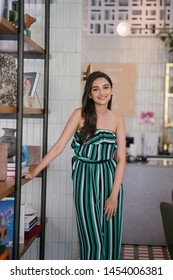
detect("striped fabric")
(71, 129), (123, 260)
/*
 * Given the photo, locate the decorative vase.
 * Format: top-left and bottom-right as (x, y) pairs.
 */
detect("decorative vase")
(0, 128), (16, 159)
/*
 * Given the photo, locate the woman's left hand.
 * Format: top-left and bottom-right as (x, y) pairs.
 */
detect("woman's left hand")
(104, 195), (118, 220)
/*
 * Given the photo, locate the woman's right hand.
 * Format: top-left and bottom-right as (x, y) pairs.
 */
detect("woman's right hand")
(22, 172), (34, 180)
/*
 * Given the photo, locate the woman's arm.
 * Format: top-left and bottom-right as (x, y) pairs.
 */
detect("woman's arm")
(104, 115), (126, 219)
(23, 108), (82, 179)
(111, 116), (126, 197)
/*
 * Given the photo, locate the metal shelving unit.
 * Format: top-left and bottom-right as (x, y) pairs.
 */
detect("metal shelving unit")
(163, 63), (173, 151)
(0, 17), (45, 59)
(0, 0), (50, 260)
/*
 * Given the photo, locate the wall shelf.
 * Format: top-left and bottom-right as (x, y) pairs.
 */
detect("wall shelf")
(18, 234), (40, 259)
(0, 166), (44, 260)
(163, 63), (173, 148)
(0, 0), (50, 260)
(0, 17), (45, 59)
(8, 233), (40, 259)
(0, 106), (43, 119)
(0, 166), (40, 200)
(8, 217), (48, 259)
(25, 0), (53, 3)
(165, 122), (173, 128)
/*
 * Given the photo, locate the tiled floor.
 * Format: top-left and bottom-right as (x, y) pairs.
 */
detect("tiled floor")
(120, 244), (171, 260)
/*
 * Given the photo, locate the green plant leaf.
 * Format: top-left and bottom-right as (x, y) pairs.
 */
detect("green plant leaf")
(159, 35), (167, 42)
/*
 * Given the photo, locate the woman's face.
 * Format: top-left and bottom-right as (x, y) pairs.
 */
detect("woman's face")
(89, 77), (112, 106)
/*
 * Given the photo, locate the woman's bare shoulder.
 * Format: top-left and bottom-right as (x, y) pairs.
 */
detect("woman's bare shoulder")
(71, 107), (82, 118)
(71, 108), (84, 126)
(110, 111), (124, 122)
(72, 108), (85, 130)
(110, 111), (125, 133)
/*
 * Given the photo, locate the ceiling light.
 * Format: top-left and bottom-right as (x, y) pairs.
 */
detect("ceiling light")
(116, 22), (131, 37)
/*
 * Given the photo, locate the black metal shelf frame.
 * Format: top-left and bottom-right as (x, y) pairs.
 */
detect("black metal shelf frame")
(12, 0), (50, 260)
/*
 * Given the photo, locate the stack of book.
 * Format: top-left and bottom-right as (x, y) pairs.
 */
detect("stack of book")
(24, 215), (37, 232)
(24, 206), (42, 239)
(7, 160), (27, 177)
(20, 205), (40, 242)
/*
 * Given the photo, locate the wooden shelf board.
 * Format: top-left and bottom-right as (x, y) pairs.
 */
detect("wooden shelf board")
(25, 0), (53, 3)
(0, 17), (17, 35)
(18, 218), (48, 259)
(166, 63), (173, 67)
(0, 106), (43, 118)
(19, 235), (40, 258)
(0, 17), (45, 56)
(23, 107), (43, 114)
(0, 166), (40, 199)
(7, 235), (39, 260)
(26, 0), (45, 3)
(7, 218), (48, 259)
(165, 123), (173, 128)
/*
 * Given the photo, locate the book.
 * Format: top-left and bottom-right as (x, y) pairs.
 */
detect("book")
(6, 170), (15, 177)
(7, 167), (15, 170)
(0, 244), (6, 255)
(7, 161), (26, 168)
(24, 72), (40, 97)
(25, 224), (42, 239)
(0, 249), (9, 260)
(7, 166), (28, 177)
(24, 221), (37, 232)
(24, 215), (37, 230)
(7, 161), (27, 177)
(0, 198), (14, 247)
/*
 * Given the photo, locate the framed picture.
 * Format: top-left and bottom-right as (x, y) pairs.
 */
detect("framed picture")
(24, 72), (40, 97)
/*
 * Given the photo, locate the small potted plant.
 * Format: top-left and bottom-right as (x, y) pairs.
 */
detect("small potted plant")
(159, 32), (173, 62)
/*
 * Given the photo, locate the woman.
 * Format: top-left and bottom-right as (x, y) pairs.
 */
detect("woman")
(23, 71), (126, 260)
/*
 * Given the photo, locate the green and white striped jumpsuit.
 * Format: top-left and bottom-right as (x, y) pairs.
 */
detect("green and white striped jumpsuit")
(71, 129), (123, 260)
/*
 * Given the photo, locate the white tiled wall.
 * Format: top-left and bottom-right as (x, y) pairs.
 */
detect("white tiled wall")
(0, 0), (171, 260)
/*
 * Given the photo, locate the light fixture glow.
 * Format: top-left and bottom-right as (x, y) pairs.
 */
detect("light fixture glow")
(116, 22), (131, 37)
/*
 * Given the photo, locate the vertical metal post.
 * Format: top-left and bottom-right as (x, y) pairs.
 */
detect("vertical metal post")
(39, 0), (50, 260)
(12, 0), (24, 260)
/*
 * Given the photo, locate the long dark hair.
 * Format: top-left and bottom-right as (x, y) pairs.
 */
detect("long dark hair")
(80, 71), (113, 142)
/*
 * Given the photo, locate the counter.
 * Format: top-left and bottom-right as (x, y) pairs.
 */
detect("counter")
(122, 160), (173, 246)
(147, 159), (173, 166)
